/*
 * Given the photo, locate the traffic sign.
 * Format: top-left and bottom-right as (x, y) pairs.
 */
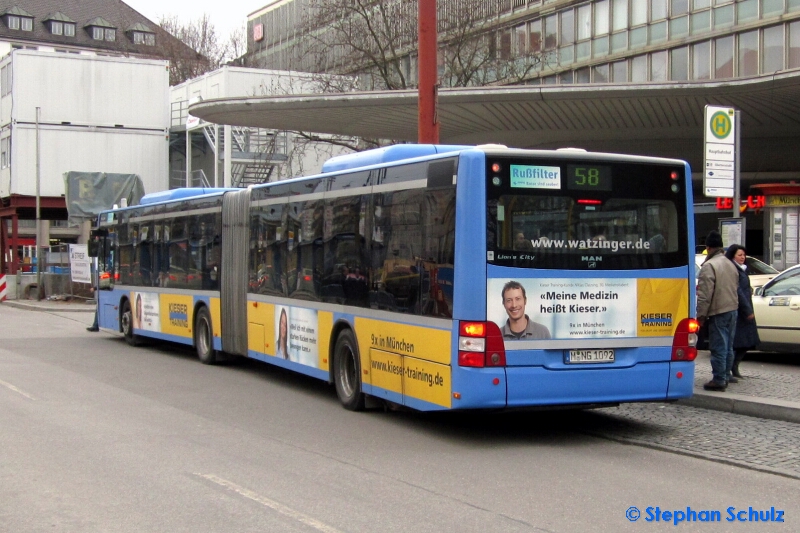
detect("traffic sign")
(703, 105), (737, 198)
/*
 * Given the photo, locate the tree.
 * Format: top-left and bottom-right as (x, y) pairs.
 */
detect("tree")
(157, 15), (247, 85)
(242, 0), (545, 152)
(294, 0), (545, 91)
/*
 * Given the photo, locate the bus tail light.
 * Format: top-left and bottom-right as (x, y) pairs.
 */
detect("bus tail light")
(671, 318), (699, 361)
(458, 321), (506, 367)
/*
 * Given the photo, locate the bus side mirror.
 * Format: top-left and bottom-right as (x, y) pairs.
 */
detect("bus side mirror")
(88, 229), (107, 257)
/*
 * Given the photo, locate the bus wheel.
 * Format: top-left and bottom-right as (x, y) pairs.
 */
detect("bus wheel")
(333, 329), (365, 411)
(121, 300), (140, 347)
(194, 307), (217, 365)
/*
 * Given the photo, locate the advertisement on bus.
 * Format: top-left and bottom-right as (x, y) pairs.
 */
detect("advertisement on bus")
(487, 277), (688, 343)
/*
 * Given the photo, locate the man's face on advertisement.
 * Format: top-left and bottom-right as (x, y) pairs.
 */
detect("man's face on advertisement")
(503, 287), (526, 320)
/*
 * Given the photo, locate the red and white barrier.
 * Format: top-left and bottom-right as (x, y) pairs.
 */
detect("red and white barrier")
(0, 274), (7, 302)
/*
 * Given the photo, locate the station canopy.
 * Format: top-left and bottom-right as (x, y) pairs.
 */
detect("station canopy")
(189, 70), (800, 179)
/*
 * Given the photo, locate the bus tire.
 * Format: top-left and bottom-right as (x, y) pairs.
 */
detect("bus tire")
(333, 329), (366, 411)
(121, 299), (141, 347)
(194, 306), (218, 365)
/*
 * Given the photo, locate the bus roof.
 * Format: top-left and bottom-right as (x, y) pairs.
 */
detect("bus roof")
(321, 144), (471, 173)
(138, 187), (236, 205)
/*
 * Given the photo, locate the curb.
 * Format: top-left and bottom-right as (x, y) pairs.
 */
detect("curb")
(1, 300), (95, 313)
(679, 390), (800, 424)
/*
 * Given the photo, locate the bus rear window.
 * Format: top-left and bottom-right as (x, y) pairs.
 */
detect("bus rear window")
(486, 159), (689, 270)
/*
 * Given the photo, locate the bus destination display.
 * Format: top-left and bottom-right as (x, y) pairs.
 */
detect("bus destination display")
(566, 164), (612, 191)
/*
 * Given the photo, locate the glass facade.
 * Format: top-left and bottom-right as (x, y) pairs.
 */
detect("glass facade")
(247, 0), (800, 86)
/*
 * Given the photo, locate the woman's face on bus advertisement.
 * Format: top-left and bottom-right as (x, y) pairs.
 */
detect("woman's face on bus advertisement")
(279, 311), (288, 339)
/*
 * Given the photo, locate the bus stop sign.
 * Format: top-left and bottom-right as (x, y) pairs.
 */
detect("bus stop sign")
(703, 105), (736, 198)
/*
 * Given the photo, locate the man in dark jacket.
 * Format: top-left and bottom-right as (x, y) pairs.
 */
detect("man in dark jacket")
(696, 231), (739, 391)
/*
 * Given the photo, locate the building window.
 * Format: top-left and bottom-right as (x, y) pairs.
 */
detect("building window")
(1, 137), (8, 168)
(92, 27), (103, 40)
(671, 0), (689, 16)
(593, 35), (610, 56)
(612, 59), (628, 81)
(790, 20), (800, 68)
(693, 0), (711, 9)
(670, 16), (689, 38)
(670, 46), (689, 80)
(631, 0), (648, 26)
(132, 31), (156, 46)
(650, 21), (668, 42)
(544, 14), (558, 49)
(651, 50), (668, 80)
(595, 0), (610, 35)
(762, 0), (785, 16)
(64, 23), (75, 36)
(593, 63), (610, 82)
(612, 0), (628, 31)
(105, 28), (116, 41)
(499, 29), (511, 59)
(737, 0), (759, 23)
(577, 4), (592, 40)
(514, 24), (526, 55)
(529, 19), (542, 52)
(715, 35), (734, 78)
(630, 26), (648, 47)
(611, 30), (628, 52)
(692, 40), (711, 79)
(762, 25), (785, 73)
(561, 9), (575, 45)
(651, 0), (668, 20)
(1, 64), (11, 96)
(3, 14), (30, 31)
(690, 10), (710, 34)
(713, 5), (734, 28)
(51, 21), (63, 35)
(631, 54), (648, 81)
(738, 30), (759, 76)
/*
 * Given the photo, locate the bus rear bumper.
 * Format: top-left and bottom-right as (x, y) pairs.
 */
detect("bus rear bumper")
(505, 361), (689, 408)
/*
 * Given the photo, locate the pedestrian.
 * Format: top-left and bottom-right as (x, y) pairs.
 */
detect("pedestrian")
(696, 231), (739, 391)
(86, 285), (99, 332)
(725, 244), (760, 379)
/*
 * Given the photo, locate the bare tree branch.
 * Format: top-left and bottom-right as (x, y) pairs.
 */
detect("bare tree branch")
(156, 15), (248, 84)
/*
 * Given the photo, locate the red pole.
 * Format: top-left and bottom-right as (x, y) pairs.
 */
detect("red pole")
(418, 0), (439, 144)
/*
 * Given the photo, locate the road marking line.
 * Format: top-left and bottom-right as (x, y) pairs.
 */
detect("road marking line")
(0, 378), (36, 400)
(196, 473), (343, 533)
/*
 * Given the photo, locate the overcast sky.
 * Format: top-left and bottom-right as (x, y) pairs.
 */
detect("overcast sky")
(125, 0), (265, 39)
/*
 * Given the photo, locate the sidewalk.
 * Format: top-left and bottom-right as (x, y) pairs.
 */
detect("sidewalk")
(2, 297), (96, 313)
(3, 298), (799, 423)
(680, 351), (800, 424)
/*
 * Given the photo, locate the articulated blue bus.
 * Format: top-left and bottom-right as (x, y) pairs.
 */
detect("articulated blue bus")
(92, 144), (698, 411)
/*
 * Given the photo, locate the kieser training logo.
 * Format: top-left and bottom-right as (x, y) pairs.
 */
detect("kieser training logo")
(640, 313), (673, 328)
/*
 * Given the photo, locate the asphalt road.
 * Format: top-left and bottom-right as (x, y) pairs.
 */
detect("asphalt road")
(1, 306), (798, 532)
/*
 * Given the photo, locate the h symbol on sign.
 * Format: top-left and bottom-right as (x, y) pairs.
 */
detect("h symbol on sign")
(713, 116), (728, 136)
